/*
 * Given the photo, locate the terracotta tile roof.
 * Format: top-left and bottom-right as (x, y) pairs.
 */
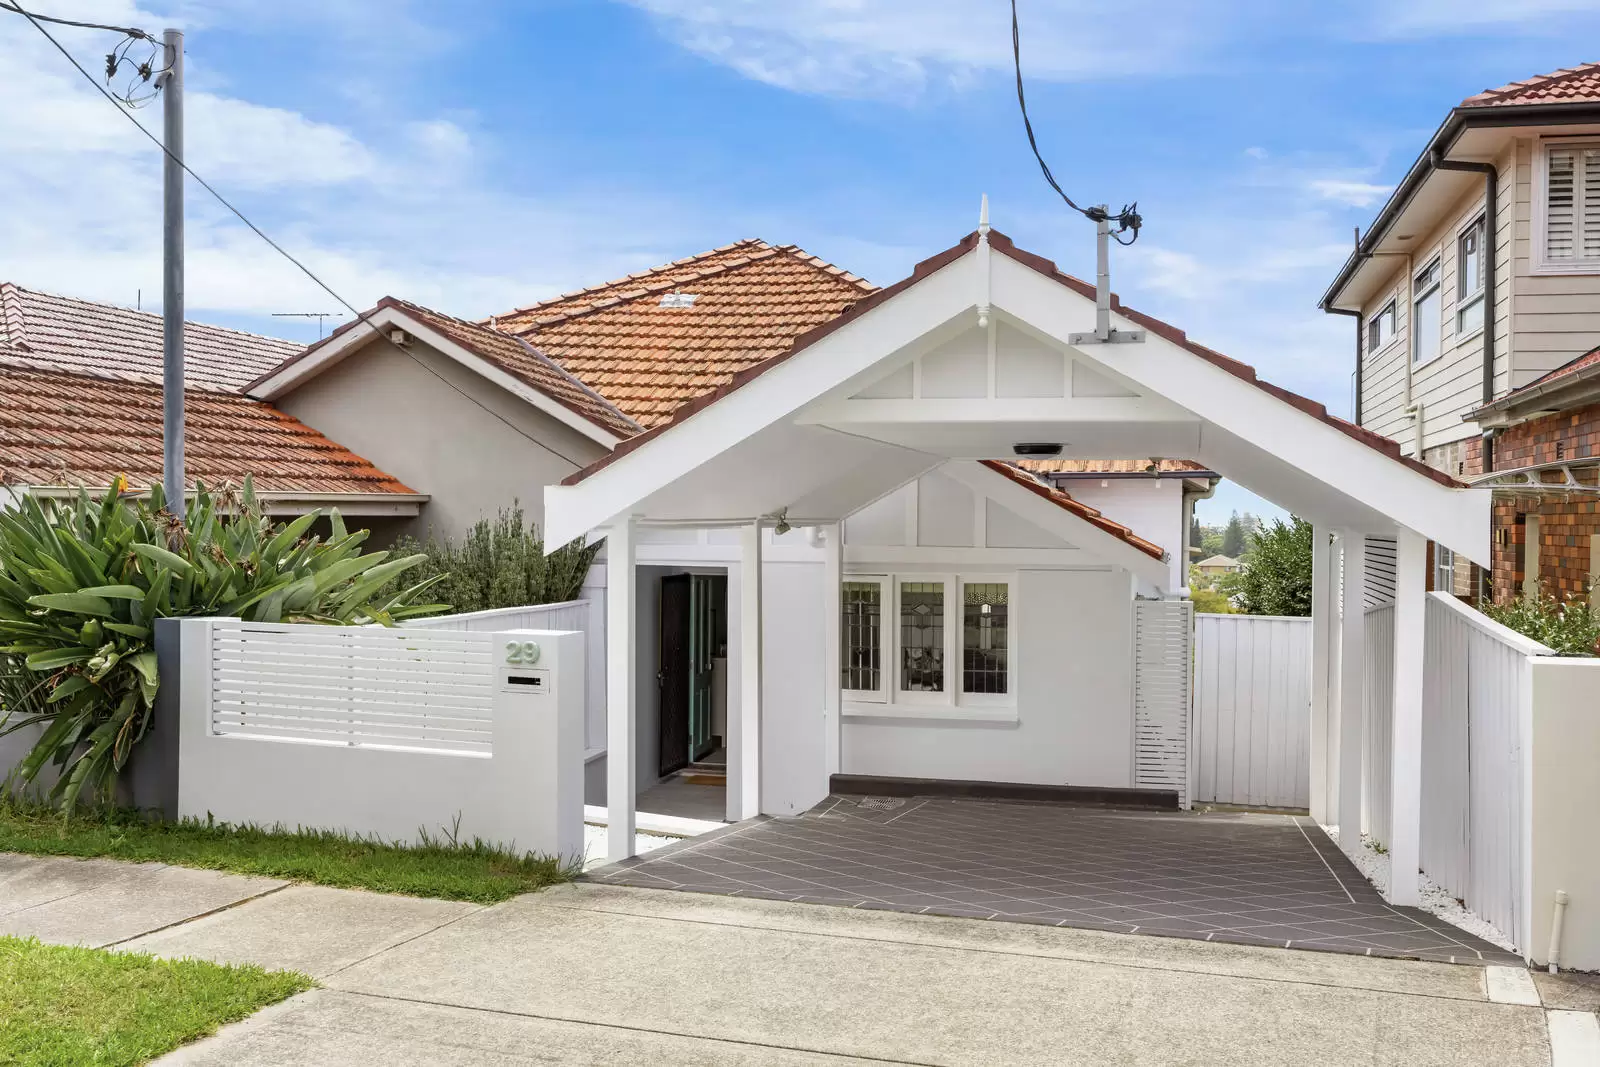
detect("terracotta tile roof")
(1461, 63), (1600, 107)
(1474, 342), (1600, 414)
(0, 282), (302, 393)
(981, 461), (1166, 561)
(563, 230), (1463, 490)
(380, 298), (640, 439)
(1016, 458), (1216, 477)
(492, 241), (876, 429)
(0, 361), (417, 496)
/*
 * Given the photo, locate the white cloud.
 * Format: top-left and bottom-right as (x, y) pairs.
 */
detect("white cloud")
(1376, 0), (1600, 34)
(1307, 178), (1393, 208)
(623, 0), (1239, 98)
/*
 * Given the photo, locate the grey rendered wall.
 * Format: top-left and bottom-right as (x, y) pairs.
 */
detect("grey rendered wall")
(273, 338), (611, 540)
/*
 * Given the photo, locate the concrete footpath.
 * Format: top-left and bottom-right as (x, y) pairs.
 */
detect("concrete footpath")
(3, 853), (1598, 1066)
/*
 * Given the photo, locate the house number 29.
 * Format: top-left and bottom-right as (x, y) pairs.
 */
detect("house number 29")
(505, 640), (541, 665)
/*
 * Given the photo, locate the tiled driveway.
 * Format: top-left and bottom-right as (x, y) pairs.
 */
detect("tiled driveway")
(588, 794), (1521, 965)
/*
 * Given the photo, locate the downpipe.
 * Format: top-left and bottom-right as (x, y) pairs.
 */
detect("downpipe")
(1547, 889), (1570, 974)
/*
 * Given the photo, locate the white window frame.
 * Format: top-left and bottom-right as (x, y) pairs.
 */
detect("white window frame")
(1433, 544), (1455, 594)
(1456, 213), (1486, 337)
(957, 577), (1014, 709)
(892, 573), (957, 707)
(840, 575), (888, 703)
(1534, 136), (1600, 275)
(839, 570), (1018, 720)
(1411, 257), (1443, 367)
(1367, 298), (1398, 355)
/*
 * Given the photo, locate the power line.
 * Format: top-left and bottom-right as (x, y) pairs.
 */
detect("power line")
(0, 1), (152, 39)
(7, 1), (597, 469)
(1009, 0), (1141, 245)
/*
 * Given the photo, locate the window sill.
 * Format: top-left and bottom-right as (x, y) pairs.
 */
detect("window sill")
(1452, 324), (1485, 346)
(843, 702), (1019, 724)
(1532, 262), (1600, 277)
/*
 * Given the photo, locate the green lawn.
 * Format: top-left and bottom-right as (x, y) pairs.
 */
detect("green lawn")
(0, 935), (311, 1066)
(0, 803), (576, 904)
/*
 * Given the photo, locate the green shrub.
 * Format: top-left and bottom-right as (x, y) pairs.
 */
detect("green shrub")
(0, 481), (444, 809)
(1229, 517), (1313, 617)
(1483, 592), (1600, 657)
(389, 505), (598, 615)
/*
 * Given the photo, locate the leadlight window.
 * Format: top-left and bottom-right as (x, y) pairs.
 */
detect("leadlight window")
(961, 582), (1009, 695)
(898, 580), (945, 692)
(840, 580), (884, 696)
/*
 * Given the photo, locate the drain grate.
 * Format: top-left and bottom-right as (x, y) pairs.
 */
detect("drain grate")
(856, 796), (906, 811)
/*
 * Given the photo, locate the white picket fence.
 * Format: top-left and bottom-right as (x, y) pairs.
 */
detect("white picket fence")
(1191, 613), (1311, 809)
(408, 600), (605, 752)
(1420, 592), (1552, 950)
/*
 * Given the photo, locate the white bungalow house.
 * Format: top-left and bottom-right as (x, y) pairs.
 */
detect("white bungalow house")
(546, 222), (1490, 908)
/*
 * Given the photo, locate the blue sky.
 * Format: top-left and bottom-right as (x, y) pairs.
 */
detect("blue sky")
(8, 1), (1600, 524)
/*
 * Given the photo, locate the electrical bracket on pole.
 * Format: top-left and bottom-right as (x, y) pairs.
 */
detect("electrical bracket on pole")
(1067, 206), (1145, 347)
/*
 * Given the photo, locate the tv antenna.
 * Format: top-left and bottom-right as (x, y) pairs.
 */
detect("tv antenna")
(1010, 0), (1144, 346)
(271, 311), (343, 339)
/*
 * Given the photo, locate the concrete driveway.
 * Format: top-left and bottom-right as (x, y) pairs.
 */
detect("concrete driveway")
(5, 852), (1595, 1065)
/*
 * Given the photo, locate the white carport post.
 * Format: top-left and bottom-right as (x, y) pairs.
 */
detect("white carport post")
(822, 522), (842, 778)
(1386, 529), (1426, 906)
(1337, 529), (1365, 858)
(605, 517), (637, 862)
(732, 519), (763, 819)
(1309, 524), (1334, 825)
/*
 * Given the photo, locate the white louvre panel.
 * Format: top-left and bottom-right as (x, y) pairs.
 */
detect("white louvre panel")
(1133, 600), (1193, 807)
(1364, 536), (1397, 608)
(210, 621), (497, 755)
(1545, 147), (1600, 263)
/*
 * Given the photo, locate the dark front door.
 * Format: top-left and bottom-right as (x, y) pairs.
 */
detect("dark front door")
(658, 574), (692, 777)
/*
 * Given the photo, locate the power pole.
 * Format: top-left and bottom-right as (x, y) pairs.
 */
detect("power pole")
(159, 28), (184, 517)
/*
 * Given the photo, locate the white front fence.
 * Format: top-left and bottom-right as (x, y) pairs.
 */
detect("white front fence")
(407, 600), (605, 753)
(1133, 600), (1193, 808)
(177, 618), (585, 861)
(1192, 613), (1311, 809)
(1420, 592), (1551, 951)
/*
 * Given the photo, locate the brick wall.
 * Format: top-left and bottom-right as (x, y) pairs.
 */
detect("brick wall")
(1472, 403), (1600, 604)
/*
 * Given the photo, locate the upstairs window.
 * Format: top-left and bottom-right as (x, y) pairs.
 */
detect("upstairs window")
(1457, 216), (1486, 334)
(1540, 142), (1600, 271)
(1367, 300), (1396, 353)
(1412, 259), (1442, 366)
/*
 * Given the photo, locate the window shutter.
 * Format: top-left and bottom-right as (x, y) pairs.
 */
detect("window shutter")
(1584, 148), (1600, 261)
(1548, 147), (1577, 260)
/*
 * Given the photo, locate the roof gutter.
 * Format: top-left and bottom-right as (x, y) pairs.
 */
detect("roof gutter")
(1319, 101), (1600, 312)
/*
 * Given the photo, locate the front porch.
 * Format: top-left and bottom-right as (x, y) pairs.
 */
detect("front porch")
(590, 794), (1520, 965)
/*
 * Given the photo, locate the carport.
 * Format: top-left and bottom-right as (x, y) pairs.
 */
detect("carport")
(545, 220), (1491, 908)
(589, 793), (1519, 964)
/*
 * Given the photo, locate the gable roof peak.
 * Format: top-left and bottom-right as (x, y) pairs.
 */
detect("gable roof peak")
(1462, 61), (1600, 107)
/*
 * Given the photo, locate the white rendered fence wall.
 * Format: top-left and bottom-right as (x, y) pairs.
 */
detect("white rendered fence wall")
(1133, 600), (1193, 808)
(1363, 603), (1395, 845)
(408, 600), (605, 752)
(1421, 592), (1551, 952)
(178, 618), (584, 861)
(1192, 614), (1311, 809)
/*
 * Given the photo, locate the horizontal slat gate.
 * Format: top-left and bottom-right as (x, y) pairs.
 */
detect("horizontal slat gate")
(210, 621), (496, 755)
(1133, 600), (1193, 807)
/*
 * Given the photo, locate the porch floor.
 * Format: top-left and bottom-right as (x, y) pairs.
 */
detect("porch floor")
(586, 794), (1521, 966)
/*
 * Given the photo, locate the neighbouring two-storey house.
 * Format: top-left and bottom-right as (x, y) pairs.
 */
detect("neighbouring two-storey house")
(1321, 63), (1600, 604)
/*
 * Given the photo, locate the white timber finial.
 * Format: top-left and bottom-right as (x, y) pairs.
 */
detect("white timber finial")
(976, 193), (992, 328)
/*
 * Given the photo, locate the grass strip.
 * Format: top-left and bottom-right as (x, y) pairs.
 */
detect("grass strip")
(0, 802), (575, 904)
(0, 935), (312, 1067)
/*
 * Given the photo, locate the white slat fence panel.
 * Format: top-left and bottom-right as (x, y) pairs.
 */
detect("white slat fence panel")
(211, 621), (497, 755)
(1192, 614), (1311, 809)
(1133, 600), (1193, 807)
(1363, 603), (1395, 844)
(1420, 592), (1551, 953)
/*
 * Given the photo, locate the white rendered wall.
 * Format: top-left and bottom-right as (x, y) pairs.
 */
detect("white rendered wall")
(1058, 478), (1186, 589)
(842, 567), (1135, 788)
(760, 561), (829, 815)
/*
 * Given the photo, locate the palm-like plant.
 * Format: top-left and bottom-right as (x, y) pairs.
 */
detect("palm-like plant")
(0, 480), (445, 809)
